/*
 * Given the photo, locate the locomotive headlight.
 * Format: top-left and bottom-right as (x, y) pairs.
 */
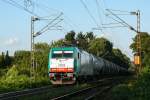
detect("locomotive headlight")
(49, 73), (54, 77)
(67, 73), (73, 77)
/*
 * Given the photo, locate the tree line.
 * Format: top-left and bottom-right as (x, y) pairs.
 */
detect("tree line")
(0, 31), (149, 92)
(0, 31), (131, 71)
(0, 51), (12, 68)
(51, 31), (131, 69)
(1, 31), (150, 73)
(130, 32), (150, 67)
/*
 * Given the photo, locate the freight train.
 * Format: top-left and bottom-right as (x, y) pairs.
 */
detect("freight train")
(48, 47), (129, 84)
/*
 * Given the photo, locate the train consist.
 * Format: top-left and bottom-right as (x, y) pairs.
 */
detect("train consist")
(48, 47), (129, 84)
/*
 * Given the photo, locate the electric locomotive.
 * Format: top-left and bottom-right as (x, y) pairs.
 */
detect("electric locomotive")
(48, 46), (128, 84)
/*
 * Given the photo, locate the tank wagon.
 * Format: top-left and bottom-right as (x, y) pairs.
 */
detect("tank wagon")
(48, 47), (128, 84)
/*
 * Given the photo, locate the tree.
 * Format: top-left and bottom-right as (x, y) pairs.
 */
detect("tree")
(65, 30), (76, 45)
(112, 48), (130, 69)
(88, 38), (113, 57)
(130, 32), (150, 53)
(14, 50), (31, 77)
(0, 52), (5, 68)
(0, 55), (1, 67)
(85, 32), (95, 42)
(5, 50), (11, 66)
(34, 43), (50, 76)
(130, 32), (150, 67)
(50, 39), (65, 48)
(14, 50), (30, 68)
(88, 37), (130, 69)
(76, 32), (88, 50)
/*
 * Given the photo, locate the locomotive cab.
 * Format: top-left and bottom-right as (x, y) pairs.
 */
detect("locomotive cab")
(48, 47), (77, 84)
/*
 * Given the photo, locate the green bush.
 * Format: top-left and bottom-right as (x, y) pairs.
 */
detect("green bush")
(0, 68), (8, 78)
(112, 67), (150, 100)
(112, 84), (132, 100)
(0, 65), (50, 93)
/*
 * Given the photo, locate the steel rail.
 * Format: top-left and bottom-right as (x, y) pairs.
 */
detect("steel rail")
(51, 78), (114, 100)
(85, 85), (113, 100)
(0, 85), (52, 100)
(85, 77), (128, 100)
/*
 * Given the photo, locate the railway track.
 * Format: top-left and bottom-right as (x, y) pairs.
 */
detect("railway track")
(0, 84), (84, 100)
(0, 85), (53, 100)
(51, 77), (119, 100)
(0, 77), (127, 100)
(84, 83), (115, 100)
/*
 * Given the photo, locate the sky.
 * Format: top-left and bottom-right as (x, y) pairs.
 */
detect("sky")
(0, 0), (149, 60)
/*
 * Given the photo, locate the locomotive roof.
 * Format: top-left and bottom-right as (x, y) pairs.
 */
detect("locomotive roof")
(51, 47), (78, 51)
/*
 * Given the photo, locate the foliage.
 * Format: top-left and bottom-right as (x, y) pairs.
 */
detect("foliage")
(0, 51), (12, 68)
(112, 49), (130, 69)
(34, 43), (50, 76)
(51, 32), (130, 69)
(112, 67), (150, 100)
(130, 32), (150, 67)
(85, 32), (95, 41)
(0, 66), (29, 91)
(88, 37), (113, 57)
(0, 43), (51, 92)
(0, 31), (131, 92)
(65, 30), (76, 45)
(14, 50), (30, 71)
(0, 52), (5, 67)
(76, 32), (88, 50)
(50, 39), (65, 48)
(0, 65), (50, 92)
(88, 38), (130, 68)
(0, 68), (8, 78)
(5, 50), (12, 66)
(112, 84), (132, 100)
(13, 43), (50, 77)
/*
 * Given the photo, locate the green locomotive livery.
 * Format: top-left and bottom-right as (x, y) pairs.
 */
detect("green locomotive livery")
(48, 47), (128, 84)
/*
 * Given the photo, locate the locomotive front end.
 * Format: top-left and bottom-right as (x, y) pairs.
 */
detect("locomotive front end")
(48, 48), (76, 84)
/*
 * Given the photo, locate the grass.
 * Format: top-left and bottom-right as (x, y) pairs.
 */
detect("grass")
(111, 67), (150, 100)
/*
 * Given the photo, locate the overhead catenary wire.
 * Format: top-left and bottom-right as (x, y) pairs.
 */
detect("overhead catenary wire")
(99, 26), (127, 29)
(93, 26), (127, 30)
(64, 15), (80, 31)
(106, 14), (134, 16)
(2, 0), (62, 18)
(102, 22), (122, 25)
(38, 19), (63, 34)
(106, 9), (137, 32)
(102, 0), (108, 9)
(28, 0), (80, 34)
(2, 0), (38, 16)
(63, 20), (75, 31)
(92, 0), (110, 34)
(106, 15), (127, 27)
(97, 1), (134, 60)
(80, 0), (99, 28)
(23, 0), (35, 10)
(32, 0), (62, 15)
(96, 0), (107, 16)
(34, 13), (63, 37)
(108, 9), (131, 13)
(95, 0), (103, 27)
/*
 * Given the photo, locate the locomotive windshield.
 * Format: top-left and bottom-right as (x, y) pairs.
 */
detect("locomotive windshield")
(52, 51), (73, 58)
